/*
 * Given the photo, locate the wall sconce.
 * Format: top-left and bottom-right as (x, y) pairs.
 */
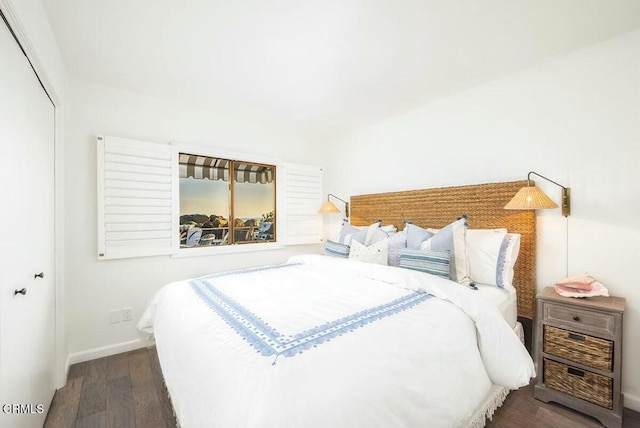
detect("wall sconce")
(318, 194), (350, 218)
(504, 171), (571, 216)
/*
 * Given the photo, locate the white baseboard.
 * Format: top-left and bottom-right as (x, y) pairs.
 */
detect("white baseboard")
(66, 337), (153, 367)
(624, 392), (640, 412)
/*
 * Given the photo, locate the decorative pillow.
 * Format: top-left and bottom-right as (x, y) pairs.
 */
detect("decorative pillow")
(467, 229), (520, 289)
(404, 222), (435, 250)
(348, 239), (389, 265)
(324, 240), (350, 258)
(420, 218), (470, 285)
(387, 231), (407, 267)
(381, 224), (397, 235)
(335, 221), (381, 245)
(365, 226), (390, 246)
(399, 249), (450, 279)
(335, 223), (362, 245)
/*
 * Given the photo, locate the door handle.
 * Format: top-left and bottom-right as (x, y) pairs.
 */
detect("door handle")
(34, 272), (44, 279)
(14, 288), (27, 296)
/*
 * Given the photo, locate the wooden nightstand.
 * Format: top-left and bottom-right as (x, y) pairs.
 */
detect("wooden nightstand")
(534, 287), (625, 428)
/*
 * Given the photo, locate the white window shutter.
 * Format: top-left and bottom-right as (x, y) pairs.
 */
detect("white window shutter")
(97, 135), (176, 259)
(281, 163), (323, 245)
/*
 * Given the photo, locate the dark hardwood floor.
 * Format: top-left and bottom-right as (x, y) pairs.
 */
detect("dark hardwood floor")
(44, 347), (176, 428)
(487, 382), (640, 428)
(45, 346), (640, 427)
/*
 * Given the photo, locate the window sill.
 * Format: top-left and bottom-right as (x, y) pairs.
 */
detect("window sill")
(171, 242), (284, 258)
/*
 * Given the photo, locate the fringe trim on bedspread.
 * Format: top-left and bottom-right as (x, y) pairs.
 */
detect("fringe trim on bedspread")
(463, 386), (509, 428)
(161, 374), (507, 428)
(162, 376), (181, 428)
(155, 329), (506, 428)
(160, 364), (508, 428)
(148, 335), (181, 427)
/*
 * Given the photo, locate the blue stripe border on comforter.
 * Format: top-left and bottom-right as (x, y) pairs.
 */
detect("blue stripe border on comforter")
(189, 263), (432, 360)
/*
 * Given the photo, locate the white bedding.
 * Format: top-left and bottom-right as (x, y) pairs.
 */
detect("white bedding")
(139, 255), (535, 428)
(474, 283), (517, 328)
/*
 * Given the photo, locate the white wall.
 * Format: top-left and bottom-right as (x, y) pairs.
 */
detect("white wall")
(19, 0), (640, 408)
(65, 79), (323, 362)
(324, 30), (640, 410)
(1, 0), (67, 98)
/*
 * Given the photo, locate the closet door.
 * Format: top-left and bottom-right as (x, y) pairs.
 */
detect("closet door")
(0, 15), (56, 428)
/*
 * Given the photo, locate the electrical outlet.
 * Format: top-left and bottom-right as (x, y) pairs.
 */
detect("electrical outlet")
(122, 307), (132, 322)
(110, 309), (122, 324)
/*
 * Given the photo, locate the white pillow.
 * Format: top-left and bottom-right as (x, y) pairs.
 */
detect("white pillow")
(348, 239), (389, 265)
(467, 229), (520, 289)
(420, 218), (469, 285)
(501, 233), (520, 288)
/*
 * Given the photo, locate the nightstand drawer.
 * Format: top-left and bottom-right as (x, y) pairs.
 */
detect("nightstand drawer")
(543, 302), (615, 338)
(544, 326), (613, 371)
(544, 359), (613, 409)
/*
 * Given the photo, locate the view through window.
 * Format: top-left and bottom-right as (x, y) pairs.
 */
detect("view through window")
(179, 153), (276, 248)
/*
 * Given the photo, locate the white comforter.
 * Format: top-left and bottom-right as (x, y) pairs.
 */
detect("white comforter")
(139, 255), (535, 428)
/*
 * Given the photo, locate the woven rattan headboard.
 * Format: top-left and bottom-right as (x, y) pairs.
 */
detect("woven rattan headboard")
(350, 180), (536, 319)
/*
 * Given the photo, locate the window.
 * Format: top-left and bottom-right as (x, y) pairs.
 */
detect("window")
(97, 135), (322, 260)
(179, 153), (276, 248)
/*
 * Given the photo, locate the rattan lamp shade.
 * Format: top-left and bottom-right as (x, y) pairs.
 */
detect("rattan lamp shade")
(318, 201), (341, 214)
(319, 194), (350, 217)
(504, 185), (558, 210)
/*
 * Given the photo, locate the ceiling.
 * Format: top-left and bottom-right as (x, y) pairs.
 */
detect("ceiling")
(43, 0), (640, 139)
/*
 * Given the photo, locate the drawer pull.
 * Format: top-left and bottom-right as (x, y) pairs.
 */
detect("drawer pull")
(573, 315), (581, 322)
(568, 332), (586, 342)
(567, 367), (585, 377)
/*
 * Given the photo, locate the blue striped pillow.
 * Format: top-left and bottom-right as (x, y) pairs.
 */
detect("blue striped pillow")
(399, 249), (450, 279)
(421, 217), (470, 285)
(324, 240), (350, 258)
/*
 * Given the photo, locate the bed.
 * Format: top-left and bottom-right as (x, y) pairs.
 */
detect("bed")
(139, 181), (537, 428)
(474, 283), (517, 325)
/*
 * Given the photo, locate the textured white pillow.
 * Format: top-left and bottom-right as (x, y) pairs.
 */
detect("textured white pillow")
(420, 218), (469, 285)
(348, 239), (389, 265)
(467, 229), (520, 289)
(387, 231), (407, 267)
